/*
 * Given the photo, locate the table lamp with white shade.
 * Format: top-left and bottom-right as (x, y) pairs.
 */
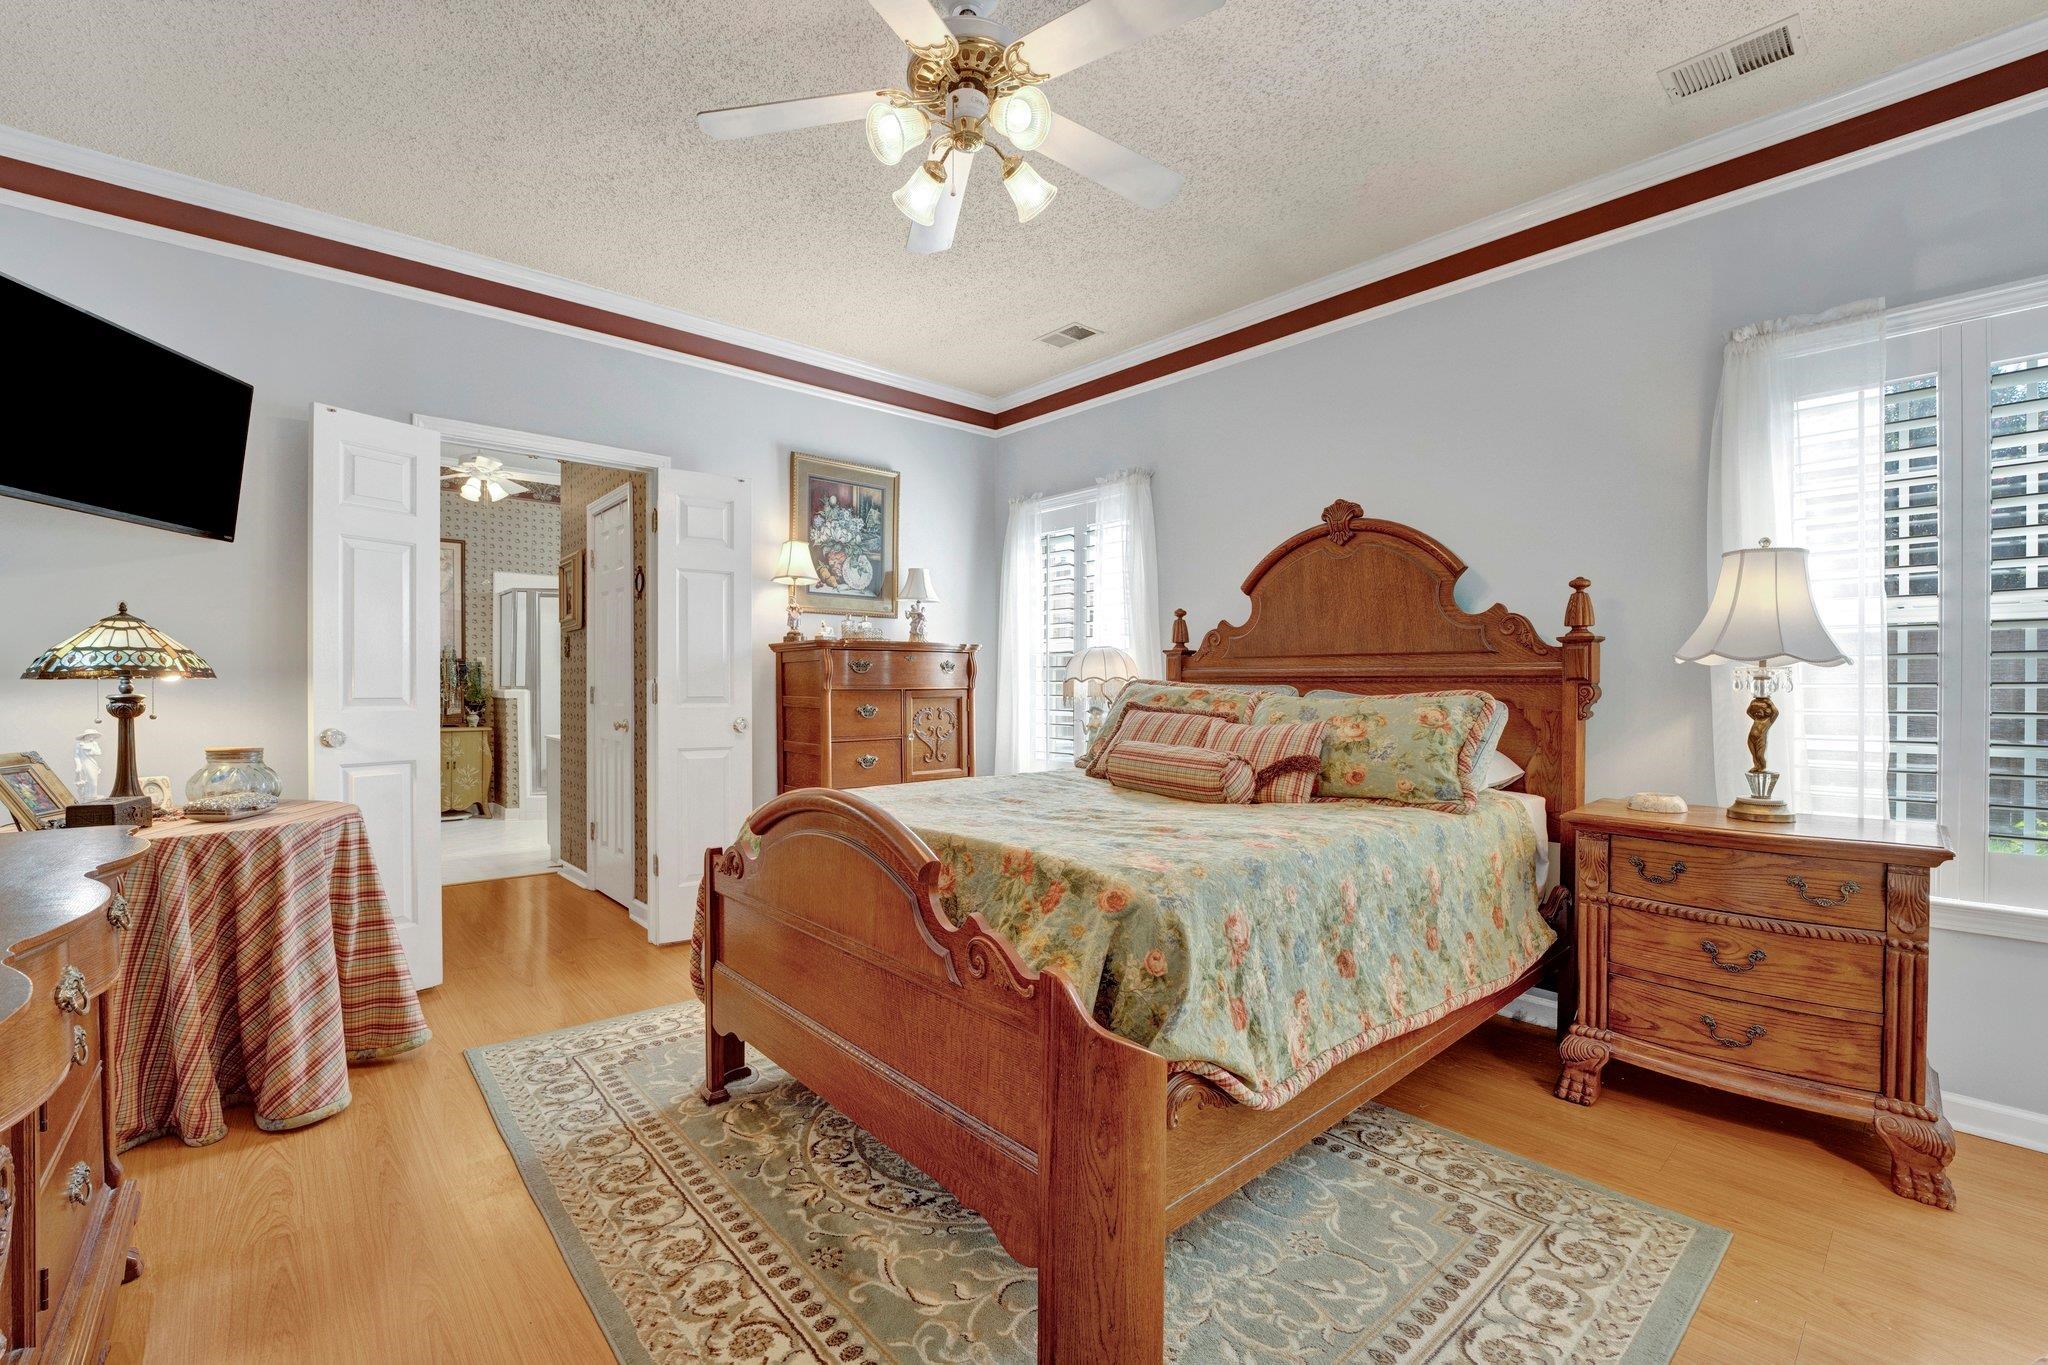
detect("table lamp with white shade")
(1065, 644), (1140, 742)
(899, 567), (938, 642)
(1674, 539), (1848, 822)
(772, 540), (819, 642)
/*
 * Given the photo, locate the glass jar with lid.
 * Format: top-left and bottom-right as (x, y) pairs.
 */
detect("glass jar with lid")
(183, 746), (283, 821)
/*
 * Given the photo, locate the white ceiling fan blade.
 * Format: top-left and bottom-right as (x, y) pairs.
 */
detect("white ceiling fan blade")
(1013, 0), (1224, 79)
(868, 0), (952, 49)
(697, 90), (878, 140)
(907, 149), (974, 255)
(1036, 119), (1183, 210)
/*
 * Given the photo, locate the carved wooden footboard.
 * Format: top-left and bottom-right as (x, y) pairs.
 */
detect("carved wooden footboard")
(700, 788), (1172, 1360)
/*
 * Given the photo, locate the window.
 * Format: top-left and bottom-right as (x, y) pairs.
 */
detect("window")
(1884, 295), (2048, 905)
(1024, 487), (1144, 769)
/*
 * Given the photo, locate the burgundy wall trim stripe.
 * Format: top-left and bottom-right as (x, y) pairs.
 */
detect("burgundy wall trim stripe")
(3, 45), (2045, 435)
(0, 153), (997, 430)
(996, 47), (2048, 428)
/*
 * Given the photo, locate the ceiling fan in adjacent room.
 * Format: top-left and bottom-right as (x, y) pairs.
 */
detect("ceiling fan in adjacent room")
(697, 0), (1223, 254)
(441, 454), (527, 503)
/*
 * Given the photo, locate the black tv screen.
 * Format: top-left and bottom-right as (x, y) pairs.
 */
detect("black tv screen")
(0, 271), (253, 541)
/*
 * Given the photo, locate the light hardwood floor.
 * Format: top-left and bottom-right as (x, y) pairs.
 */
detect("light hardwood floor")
(110, 873), (2048, 1363)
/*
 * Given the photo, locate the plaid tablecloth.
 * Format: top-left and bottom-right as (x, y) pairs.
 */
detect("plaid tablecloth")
(116, 799), (431, 1149)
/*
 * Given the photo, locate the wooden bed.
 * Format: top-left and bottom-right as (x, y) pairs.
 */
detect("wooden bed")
(696, 499), (1605, 1362)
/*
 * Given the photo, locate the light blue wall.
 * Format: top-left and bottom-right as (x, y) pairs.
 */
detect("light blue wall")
(0, 205), (1002, 804)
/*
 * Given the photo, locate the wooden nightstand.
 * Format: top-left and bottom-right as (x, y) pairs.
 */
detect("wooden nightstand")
(1556, 799), (1957, 1208)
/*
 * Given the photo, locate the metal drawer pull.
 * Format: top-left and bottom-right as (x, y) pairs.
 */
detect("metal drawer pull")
(1785, 875), (1860, 908)
(65, 1162), (92, 1205)
(939, 659), (955, 673)
(1699, 940), (1765, 973)
(849, 659), (873, 674)
(856, 704), (879, 718)
(857, 754), (879, 769)
(1627, 854), (1687, 885)
(54, 966), (88, 1015)
(1698, 1014), (1764, 1049)
(107, 892), (130, 930)
(72, 1025), (89, 1066)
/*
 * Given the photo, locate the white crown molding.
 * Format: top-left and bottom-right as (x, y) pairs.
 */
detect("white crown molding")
(0, 124), (1002, 431)
(992, 14), (2048, 431)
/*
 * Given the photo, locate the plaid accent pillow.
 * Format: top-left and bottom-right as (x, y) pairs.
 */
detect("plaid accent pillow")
(1252, 690), (1502, 812)
(1103, 740), (1255, 804)
(1083, 703), (1231, 778)
(1209, 718), (1330, 804)
(1074, 681), (1295, 772)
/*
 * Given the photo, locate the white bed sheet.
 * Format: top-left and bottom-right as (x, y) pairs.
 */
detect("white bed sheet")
(1496, 789), (1555, 893)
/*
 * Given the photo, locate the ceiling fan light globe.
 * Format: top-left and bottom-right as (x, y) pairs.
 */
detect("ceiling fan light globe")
(486, 479), (511, 502)
(1003, 158), (1057, 223)
(892, 161), (948, 227)
(460, 477), (483, 501)
(865, 100), (929, 166)
(990, 86), (1051, 151)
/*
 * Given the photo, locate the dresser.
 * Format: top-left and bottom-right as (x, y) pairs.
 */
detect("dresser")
(441, 726), (494, 815)
(1557, 800), (1957, 1207)
(0, 828), (146, 1359)
(773, 640), (977, 793)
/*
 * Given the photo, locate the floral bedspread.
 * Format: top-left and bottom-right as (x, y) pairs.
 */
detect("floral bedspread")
(828, 770), (1553, 1109)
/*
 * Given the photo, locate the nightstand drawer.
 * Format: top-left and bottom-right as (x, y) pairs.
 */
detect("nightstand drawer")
(1610, 836), (1884, 930)
(1609, 904), (1882, 1013)
(1607, 976), (1880, 1091)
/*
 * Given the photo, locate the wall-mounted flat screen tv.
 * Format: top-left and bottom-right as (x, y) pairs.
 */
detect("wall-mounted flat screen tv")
(0, 270), (253, 541)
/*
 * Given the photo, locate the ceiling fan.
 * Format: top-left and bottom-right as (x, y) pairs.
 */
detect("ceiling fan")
(441, 454), (527, 503)
(697, 0), (1224, 254)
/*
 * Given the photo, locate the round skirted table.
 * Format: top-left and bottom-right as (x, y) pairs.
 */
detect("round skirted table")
(113, 799), (431, 1149)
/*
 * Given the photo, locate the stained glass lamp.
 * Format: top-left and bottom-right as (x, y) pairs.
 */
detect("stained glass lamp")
(22, 603), (215, 827)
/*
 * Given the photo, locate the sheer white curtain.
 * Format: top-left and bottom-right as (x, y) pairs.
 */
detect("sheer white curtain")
(995, 493), (1047, 774)
(1093, 469), (1161, 677)
(1705, 300), (1889, 816)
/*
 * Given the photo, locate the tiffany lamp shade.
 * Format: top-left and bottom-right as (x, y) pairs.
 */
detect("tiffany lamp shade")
(21, 603), (215, 827)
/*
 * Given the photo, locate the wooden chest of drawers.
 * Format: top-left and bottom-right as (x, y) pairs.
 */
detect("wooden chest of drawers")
(773, 640), (977, 794)
(1557, 800), (1957, 1207)
(1, 828), (146, 1359)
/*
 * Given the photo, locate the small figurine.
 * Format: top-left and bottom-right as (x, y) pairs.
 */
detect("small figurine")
(73, 729), (103, 800)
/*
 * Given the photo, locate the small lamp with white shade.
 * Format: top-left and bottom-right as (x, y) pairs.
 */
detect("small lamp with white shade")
(1064, 644), (1141, 742)
(1674, 538), (1848, 822)
(772, 540), (819, 643)
(899, 567), (939, 643)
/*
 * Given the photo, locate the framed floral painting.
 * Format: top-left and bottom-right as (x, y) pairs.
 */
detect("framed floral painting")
(790, 452), (899, 618)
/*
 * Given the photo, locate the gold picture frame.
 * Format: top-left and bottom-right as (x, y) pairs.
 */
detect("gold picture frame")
(558, 550), (586, 632)
(790, 451), (900, 618)
(0, 751), (75, 830)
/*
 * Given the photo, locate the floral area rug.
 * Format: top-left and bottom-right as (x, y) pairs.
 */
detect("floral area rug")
(468, 1003), (1726, 1363)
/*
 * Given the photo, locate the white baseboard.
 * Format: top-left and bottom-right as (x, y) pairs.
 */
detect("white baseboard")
(1498, 987), (1558, 1031)
(1945, 1093), (2048, 1153)
(556, 862), (590, 889)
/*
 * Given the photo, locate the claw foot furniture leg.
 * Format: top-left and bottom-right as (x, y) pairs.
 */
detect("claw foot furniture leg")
(1875, 1100), (1957, 1211)
(1555, 1025), (1611, 1105)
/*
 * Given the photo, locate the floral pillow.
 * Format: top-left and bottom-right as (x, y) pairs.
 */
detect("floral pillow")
(1074, 681), (1295, 773)
(1252, 690), (1502, 812)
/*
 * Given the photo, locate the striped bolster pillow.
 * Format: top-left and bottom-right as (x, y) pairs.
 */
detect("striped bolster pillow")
(1084, 703), (1230, 778)
(1210, 718), (1331, 803)
(1103, 740), (1255, 804)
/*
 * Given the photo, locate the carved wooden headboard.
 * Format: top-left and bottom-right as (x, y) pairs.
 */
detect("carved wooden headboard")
(1165, 499), (1604, 844)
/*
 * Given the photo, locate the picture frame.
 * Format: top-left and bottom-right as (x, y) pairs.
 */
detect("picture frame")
(0, 751), (74, 830)
(439, 538), (466, 657)
(141, 774), (176, 815)
(790, 451), (900, 619)
(558, 550), (586, 632)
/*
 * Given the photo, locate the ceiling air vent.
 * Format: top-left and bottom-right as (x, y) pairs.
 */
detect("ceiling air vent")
(1038, 323), (1102, 348)
(1659, 16), (1802, 100)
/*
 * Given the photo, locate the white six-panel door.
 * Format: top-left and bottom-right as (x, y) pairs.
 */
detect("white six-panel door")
(308, 405), (444, 988)
(587, 485), (637, 910)
(649, 467), (752, 943)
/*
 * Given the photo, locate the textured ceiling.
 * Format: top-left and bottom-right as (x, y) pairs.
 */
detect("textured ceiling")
(0, 1), (2039, 399)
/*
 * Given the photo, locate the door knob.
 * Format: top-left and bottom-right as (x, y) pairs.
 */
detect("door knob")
(318, 728), (347, 748)
(732, 717), (750, 733)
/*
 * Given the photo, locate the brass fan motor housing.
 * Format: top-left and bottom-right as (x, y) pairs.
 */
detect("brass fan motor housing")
(905, 35), (1045, 113)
